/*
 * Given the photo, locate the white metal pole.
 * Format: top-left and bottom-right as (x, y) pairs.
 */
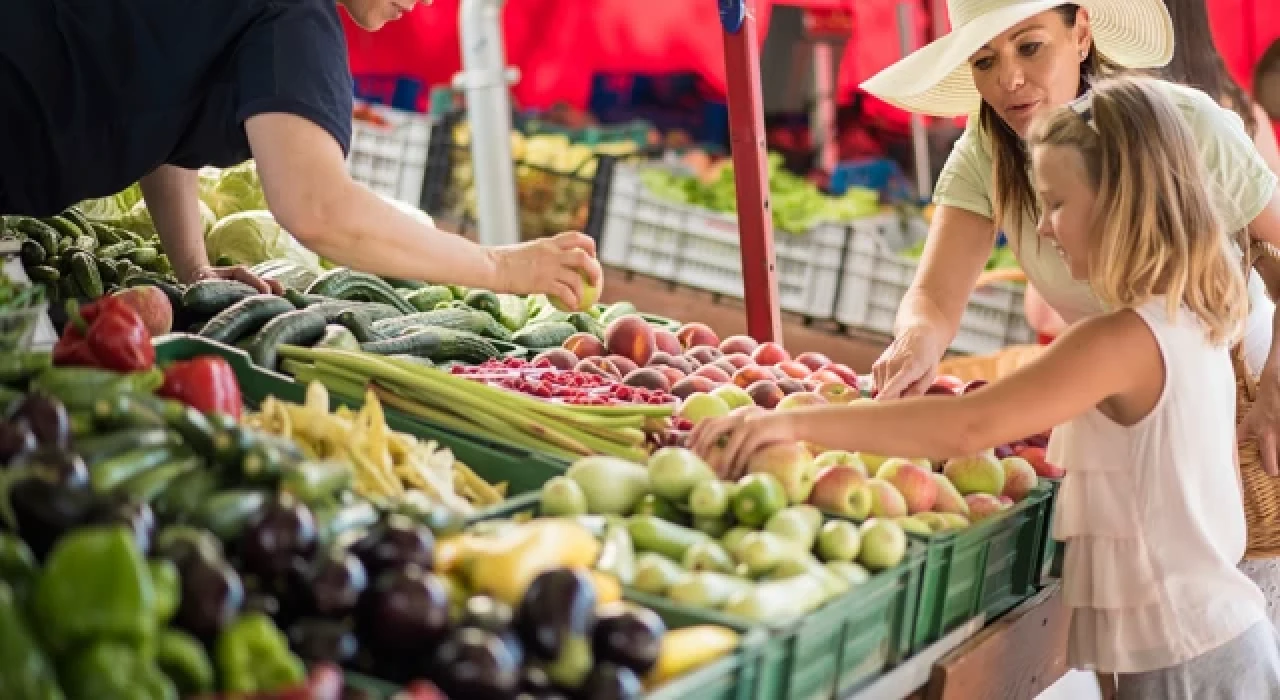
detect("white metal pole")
(456, 0), (521, 246)
(810, 42), (838, 174)
(897, 2), (932, 198)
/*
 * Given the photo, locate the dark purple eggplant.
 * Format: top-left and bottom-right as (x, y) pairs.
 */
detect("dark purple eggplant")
(515, 568), (597, 659)
(350, 514), (434, 578)
(0, 419), (37, 465)
(12, 446), (89, 488)
(361, 565), (451, 653)
(288, 617), (359, 665)
(309, 550), (368, 617)
(521, 666), (555, 694)
(239, 493), (317, 579)
(10, 394), (69, 448)
(590, 603), (665, 675)
(6, 457), (97, 559)
(430, 627), (521, 700)
(575, 662), (642, 700)
(175, 552), (244, 641)
(90, 498), (156, 555)
(461, 595), (523, 667)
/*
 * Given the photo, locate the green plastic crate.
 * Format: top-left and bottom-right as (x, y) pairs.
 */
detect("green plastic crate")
(1037, 477), (1063, 583)
(907, 481), (1053, 652)
(152, 334), (567, 518)
(628, 541), (925, 700)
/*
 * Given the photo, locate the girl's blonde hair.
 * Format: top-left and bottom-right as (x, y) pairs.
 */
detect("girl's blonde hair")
(1027, 75), (1248, 345)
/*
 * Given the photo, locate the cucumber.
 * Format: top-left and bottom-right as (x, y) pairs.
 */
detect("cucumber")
(42, 216), (81, 242)
(283, 289), (328, 308)
(154, 399), (219, 456)
(91, 224), (123, 245)
(305, 269), (416, 314)
(599, 301), (638, 326)
(314, 501), (380, 546)
(96, 258), (120, 288)
(511, 320), (578, 349)
(95, 241), (136, 259)
(90, 445), (183, 493)
(74, 428), (177, 464)
(69, 252), (104, 298)
(567, 312), (605, 339)
(61, 208), (97, 240)
(92, 393), (168, 430)
(13, 219), (60, 256)
(307, 301), (402, 324)
(496, 294), (531, 332)
(18, 240), (45, 266)
(196, 490), (270, 541)
(463, 289), (502, 319)
(334, 309), (377, 343)
(72, 235), (98, 253)
(246, 310), (328, 370)
(119, 455), (202, 504)
(404, 285), (454, 312)
(25, 265), (60, 284)
(384, 277), (426, 291)
(371, 307), (512, 341)
(182, 279), (261, 315)
(198, 294), (296, 344)
(153, 469), (220, 522)
(240, 437), (304, 483)
(212, 424), (256, 469)
(125, 246), (159, 267)
(281, 460), (353, 503)
(360, 327), (501, 364)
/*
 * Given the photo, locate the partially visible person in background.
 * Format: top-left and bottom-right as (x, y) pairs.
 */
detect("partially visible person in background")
(1255, 40), (1280, 123)
(1024, 284), (1066, 344)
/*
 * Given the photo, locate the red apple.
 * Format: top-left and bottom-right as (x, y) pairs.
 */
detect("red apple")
(752, 342), (791, 366)
(112, 285), (173, 336)
(795, 352), (832, 372)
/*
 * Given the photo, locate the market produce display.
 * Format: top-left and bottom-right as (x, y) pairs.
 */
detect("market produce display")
(0, 267), (47, 351)
(638, 152), (881, 234)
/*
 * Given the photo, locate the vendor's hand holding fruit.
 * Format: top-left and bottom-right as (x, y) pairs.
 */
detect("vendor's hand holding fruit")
(489, 231), (603, 311)
(690, 406), (798, 480)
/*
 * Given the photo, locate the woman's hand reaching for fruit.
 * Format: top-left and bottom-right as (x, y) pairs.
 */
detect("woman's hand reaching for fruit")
(191, 264), (284, 296)
(690, 406), (799, 479)
(488, 232), (603, 310)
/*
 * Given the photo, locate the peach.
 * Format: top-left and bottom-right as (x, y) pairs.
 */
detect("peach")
(719, 334), (759, 356)
(767, 366), (790, 381)
(534, 348), (579, 370)
(686, 346), (723, 366)
(722, 353), (754, 370)
(657, 366), (686, 387)
(795, 352), (832, 372)
(676, 322), (720, 350)
(732, 366), (774, 389)
(821, 363), (860, 387)
(654, 330), (682, 356)
(809, 369), (847, 386)
(710, 358), (740, 376)
(964, 494), (1006, 523)
(607, 355), (639, 377)
(775, 361), (811, 380)
(801, 380), (821, 392)
(752, 342), (791, 366)
(575, 357), (620, 379)
(647, 351), (695, 375)
(776, 378), (807, 395)
(745, 380), (784, 409)
(563, 332), (606, 359)
(623, 368), (671, 392)
(605, 316), (656, 366)
(775, 391), (828, 411)
(885, 463), (938, 514)
(693, 364), (731, 384)
(1000, 457), (1039, 502)
(671, 376), (716, 399)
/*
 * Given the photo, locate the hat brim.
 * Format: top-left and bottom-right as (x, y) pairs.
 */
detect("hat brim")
(861, 0), (1175, 117)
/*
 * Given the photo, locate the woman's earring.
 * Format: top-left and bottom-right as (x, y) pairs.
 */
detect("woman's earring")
(1079, 50), (1087, 59)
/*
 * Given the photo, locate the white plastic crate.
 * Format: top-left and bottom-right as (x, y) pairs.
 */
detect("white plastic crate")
(834, 216), (1035, 354)
(600, 164), (855, 318)
(347, 104), (433, 205)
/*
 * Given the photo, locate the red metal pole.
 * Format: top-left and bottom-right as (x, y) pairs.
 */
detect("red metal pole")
(720, 0), (783, 344)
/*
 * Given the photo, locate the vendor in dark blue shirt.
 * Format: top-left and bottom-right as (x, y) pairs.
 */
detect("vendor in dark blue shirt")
(0, 0), (600, 304)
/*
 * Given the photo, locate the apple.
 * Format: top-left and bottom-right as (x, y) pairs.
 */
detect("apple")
(1014, 446), (1065, 479)
(813, 451), (869, 477)
(678, 393), (731, 424)
(775, 391), (828, 411)
(550, 271), (601, 312)
(816, 519), (861, 563)
(965, 493), (1006, 522)
(942, 453), (1005, 496)
(858, 519), (908, 571)
(807, 465), (871, 518)
(884, 462), (938, 514)
(112, 285), (173, 336)
(932, 374), (966, 393)
(747, 442), (818, 504)
(962, 379), (989, 394)
(795, 352), (832, 372)
(648, 447), (716, 502)
(1000, 457), (1039, 502)
(866, 478), (908, 518)
(817, 382), (857, 404)
(711, 384), (754, 411)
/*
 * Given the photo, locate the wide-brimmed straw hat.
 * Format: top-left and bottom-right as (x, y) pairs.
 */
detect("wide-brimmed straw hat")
(861, 0), (1174, 117)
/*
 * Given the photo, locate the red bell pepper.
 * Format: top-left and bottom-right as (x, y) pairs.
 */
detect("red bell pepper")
(52, 298), (155, 372)
(159, 357), (243, 419)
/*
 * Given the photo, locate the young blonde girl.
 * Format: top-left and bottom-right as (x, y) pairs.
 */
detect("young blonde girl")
(691, 75), (1280, 698)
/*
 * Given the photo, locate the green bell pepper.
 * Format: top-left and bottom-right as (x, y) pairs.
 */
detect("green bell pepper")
(0, 582), (64, 700)
(60, 640), (177, 700)
(148, 561), (179, 627)
(215, 613), (306, 693)
(32, 526), (155, 654)
(154, 628), (214, 696)
(0, 534), (38, 602)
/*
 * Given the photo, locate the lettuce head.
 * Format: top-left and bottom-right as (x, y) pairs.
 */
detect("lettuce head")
(203, 161), (267, 219)
(205, 210), (321, 272)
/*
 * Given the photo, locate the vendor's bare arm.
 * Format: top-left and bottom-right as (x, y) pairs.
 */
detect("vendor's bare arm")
(1248, 193), (1280, 380)
(245, 112), (501, 289)
(139, 165), (209, 283)
(894, 205), (998, 345)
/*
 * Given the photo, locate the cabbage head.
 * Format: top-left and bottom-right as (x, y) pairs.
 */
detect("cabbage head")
(198, 200), (217, 236)
(203, 161), (267, 219)
(119, 200), (158, 239)
(206, 210), (321, 272)
(78, 183), (144, 223)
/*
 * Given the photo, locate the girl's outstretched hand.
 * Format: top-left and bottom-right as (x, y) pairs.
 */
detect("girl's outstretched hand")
(690, 406), (798, 479)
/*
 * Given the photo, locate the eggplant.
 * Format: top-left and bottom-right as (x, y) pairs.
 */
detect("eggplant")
(175, 552), (244, 641)
(576, 662), (642, 700)
(350, 514), (434, 578)
(516, 568), (597, 659)
(11, 394), (69, 448)
(430, 627), (521, 700)
(590, 603), (665, 675)
(90, 498), (157, 555)
(360, 566), (451, 653)
(288, 617), (359, 665)
(6, 454), (97, 559)
(461, 595), (523, 667)
(308, 550), (368, 617)
(153, 526), (224, 569)
(12, 445), (89, 488)
(0, 418), (37, 465)
(239, 493), (317, 579)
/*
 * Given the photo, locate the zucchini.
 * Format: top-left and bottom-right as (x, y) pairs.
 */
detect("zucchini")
(316, 324), (361, 351)
(26, 265), (60, 284)
(404, 285), (454, 312)
(371, 307), (512, 341)
(126, 246), (159, 267)
(197, 490), (270, 541)
(463, 289), (502, 320)
(75, 427), (177, 464)
(18, 240), (45, 266)
(334, 309), (377, 343)
(360, 327), (500, 364)
(384, 277), (426, 291)
(119, 456), (202, 504)
(241, 437), (304, 483)
(92, 393), (168, 430)
(153, 469), (219, 522)
(283, 289), (328, 308)
(69, 251), (104, 298)
(567, 312), (605, 339)
(95, 241), (136, 259)
(305, 269), (416, 314)
(182, 279), (260, 315)
(511, 320), (578, 348)
(281, 459), (353, 504)
(90, 444), (182, 493)
(246, 310), (328, 370)
(198, 294), (296, 344)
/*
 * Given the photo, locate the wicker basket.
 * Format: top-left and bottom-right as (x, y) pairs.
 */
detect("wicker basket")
(1234, 238), (1279, 561)
(938, 344), (1046, 383)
